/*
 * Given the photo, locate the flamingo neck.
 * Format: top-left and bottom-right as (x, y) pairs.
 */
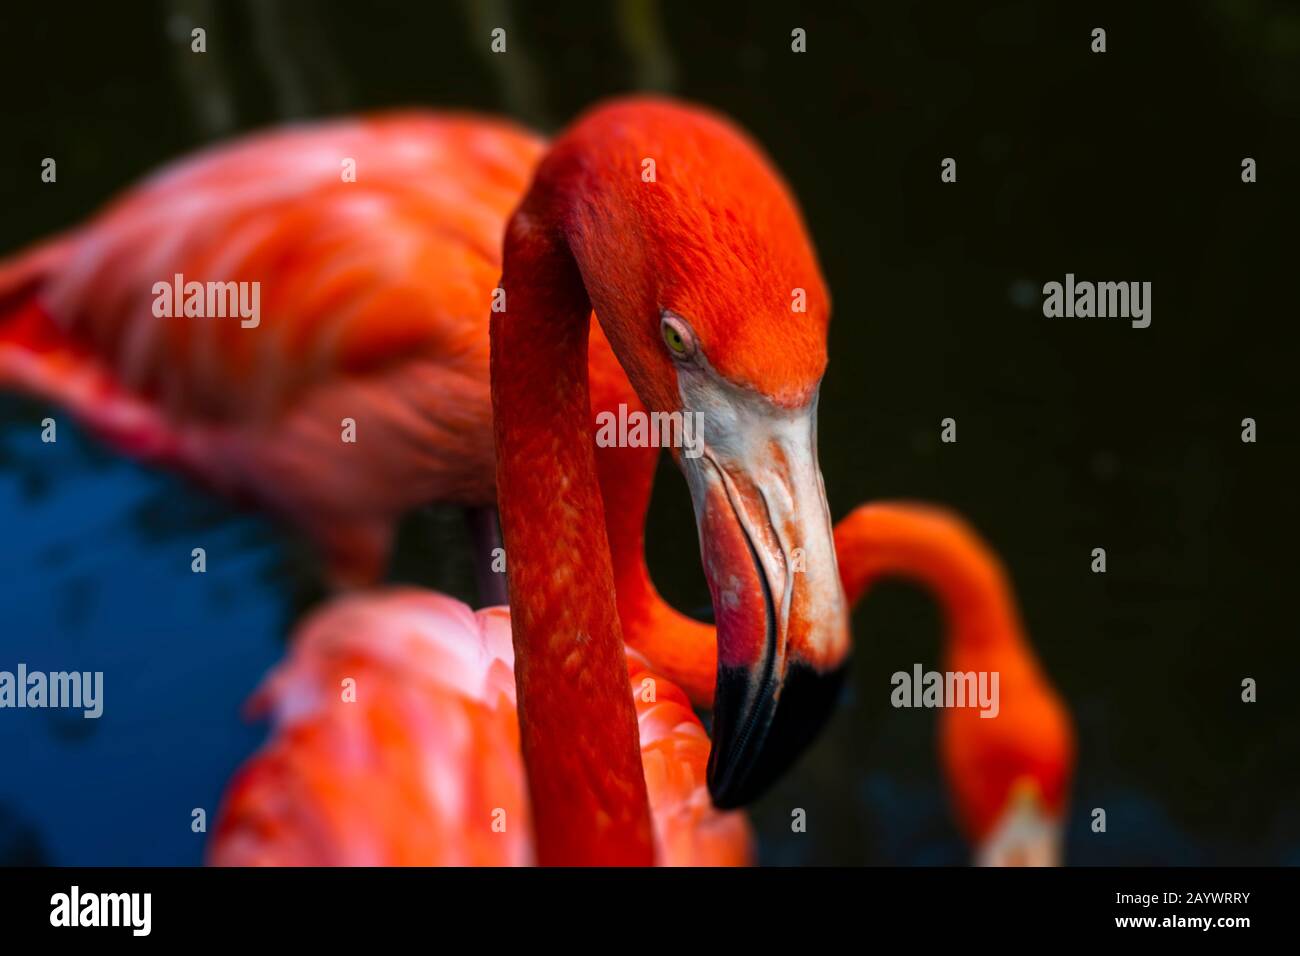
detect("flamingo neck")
(589, 388), (719, 706)
(833, 504), (1025, 660)
(491, 211), (654, 866)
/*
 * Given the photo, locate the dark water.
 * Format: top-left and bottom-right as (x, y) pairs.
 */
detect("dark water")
(1, 1), (1298, 865)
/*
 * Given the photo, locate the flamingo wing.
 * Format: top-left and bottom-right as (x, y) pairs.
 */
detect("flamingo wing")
(24, 113), (541, 416)
(0, 114), (545, 582)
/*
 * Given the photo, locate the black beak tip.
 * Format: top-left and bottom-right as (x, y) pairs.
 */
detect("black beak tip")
(706, 658), (850, 810)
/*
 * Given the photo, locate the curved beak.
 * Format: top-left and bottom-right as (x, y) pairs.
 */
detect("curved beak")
(680, 391), (850, 808)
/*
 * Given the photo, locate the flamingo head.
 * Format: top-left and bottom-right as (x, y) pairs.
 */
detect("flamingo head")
(973, 778), (1066, 867)
(942, 673), (1075, 866)
(543, 97), (852, 807)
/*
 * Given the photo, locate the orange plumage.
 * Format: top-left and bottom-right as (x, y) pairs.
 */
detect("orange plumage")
(209, 590), (751, 867)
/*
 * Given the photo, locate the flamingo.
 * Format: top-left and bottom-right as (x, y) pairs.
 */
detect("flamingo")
(209, 588), (751, 866)
(0, 99), (853, 820)
(834, 504), (1076, 865)
(487, 98), (849, 852)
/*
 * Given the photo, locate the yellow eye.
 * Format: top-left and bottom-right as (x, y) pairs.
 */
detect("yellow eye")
(665, 323), (686, 353)
(660, 314), (696, 359)
(663, 323), (687, 354)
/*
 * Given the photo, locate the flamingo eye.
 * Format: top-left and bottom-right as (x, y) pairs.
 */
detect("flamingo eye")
(660, 314), (696, 360)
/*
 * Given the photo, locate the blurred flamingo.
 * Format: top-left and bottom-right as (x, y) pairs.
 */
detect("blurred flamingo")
(834, 504), (1075, 865)
(209, 588), (750, 866)
(0, 114), (567, 590)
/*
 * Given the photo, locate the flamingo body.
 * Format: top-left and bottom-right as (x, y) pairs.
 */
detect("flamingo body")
(210, 589), (751, 866)
(0, 114), (636, 584)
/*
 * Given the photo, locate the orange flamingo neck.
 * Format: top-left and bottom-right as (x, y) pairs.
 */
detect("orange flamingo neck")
(833, 504), (1026, 659)
(492, 203), (654, 865)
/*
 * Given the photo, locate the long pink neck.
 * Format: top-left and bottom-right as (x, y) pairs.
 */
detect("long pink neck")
(491, 205), (654, 866)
